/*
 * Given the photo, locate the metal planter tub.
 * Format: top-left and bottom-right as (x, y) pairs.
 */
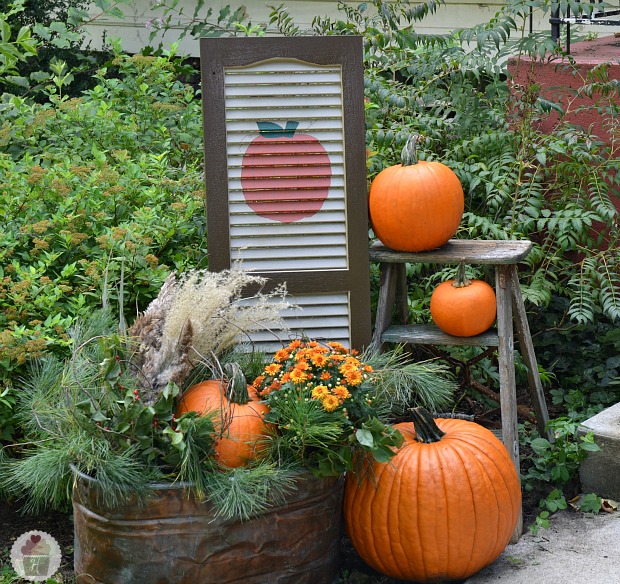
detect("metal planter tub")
(72, 469), (344, 584)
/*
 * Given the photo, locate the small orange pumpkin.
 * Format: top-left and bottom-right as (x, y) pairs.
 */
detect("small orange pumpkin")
(176, 375), (269, 468)
(368, 135), (464, 252)
(430, 262), (497, 337)
(344, 408), (521, 582)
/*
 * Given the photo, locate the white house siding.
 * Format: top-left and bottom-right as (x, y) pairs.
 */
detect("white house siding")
(82, 0), (568, 57)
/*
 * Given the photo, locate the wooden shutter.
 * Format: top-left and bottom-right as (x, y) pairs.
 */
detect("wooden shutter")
(201, 37), (370, 350)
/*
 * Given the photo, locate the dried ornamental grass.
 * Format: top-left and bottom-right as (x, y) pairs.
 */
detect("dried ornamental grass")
(128, 269), (289, 404)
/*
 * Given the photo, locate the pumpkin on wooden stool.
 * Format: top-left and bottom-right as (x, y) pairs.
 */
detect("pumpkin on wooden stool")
(344, 407), (521, 583)
(368, 135), (464, 252)
(430, 262), (497, 337)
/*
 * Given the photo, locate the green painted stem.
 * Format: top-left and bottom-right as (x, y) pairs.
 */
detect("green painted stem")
(257, 121), (299, 138)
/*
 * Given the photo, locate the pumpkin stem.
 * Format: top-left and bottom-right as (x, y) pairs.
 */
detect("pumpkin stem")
(400, 134), (423, 167)
(452, 261), (471, 288)
(411, 407), (446, 443)
(223, 362), (250, 405)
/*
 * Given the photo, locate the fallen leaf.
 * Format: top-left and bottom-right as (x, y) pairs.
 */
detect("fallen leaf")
(601, 498), (618, 513)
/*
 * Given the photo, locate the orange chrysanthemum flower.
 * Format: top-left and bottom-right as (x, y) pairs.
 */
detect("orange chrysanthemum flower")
(265, 363), (282, 375)
(320, 371), (332, 381)
(253, 375), (266, 388)
(327, 341), (346, 352)
(274, 349), (290, 362)
(311, 353), (329, 367)
(321, 394), (340, 412)
(344, 370), (363, 386)
(295, 348), (312, 361)
(294, 360), (310, 371)
(332, 385), (351, 401)
(339, 362), (357, 376)
(289, 369), (308, 384)
(311, 385), (330, 400)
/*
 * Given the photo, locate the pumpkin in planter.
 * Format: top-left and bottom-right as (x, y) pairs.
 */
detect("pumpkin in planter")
(176, 371), (270, 468)
(430, 262), (497, 337)
(368, 135), (464, 252)
(344, 408), (521, 583)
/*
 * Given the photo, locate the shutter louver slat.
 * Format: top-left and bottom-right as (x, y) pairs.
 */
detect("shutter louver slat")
(243, 293), (350, 352)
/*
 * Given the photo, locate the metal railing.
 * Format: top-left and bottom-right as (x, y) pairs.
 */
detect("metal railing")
(550, 0), (620, 52)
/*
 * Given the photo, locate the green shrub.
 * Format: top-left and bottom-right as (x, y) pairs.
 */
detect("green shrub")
(0, 0), (128, 97)
(0, 53), (207, 391)
(534, 298), (620, 419)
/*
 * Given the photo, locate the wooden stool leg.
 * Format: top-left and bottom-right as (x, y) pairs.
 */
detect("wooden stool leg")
(394, 263), (409, 326)
(509, 265), (553, 442)
(370, 263), (399, 353)
(496, 265), (523, 540)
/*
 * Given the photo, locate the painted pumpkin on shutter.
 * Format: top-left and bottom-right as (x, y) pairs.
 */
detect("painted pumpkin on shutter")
(241, 121), (332, 222)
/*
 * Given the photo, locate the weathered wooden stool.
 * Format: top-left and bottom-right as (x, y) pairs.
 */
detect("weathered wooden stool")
(370, 239), (553, 539)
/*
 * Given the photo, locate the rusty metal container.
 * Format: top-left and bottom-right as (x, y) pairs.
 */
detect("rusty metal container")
(72, 469), (344, 584)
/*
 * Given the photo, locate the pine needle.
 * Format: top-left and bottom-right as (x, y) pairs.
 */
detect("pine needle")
(363, 346), (458, 419)
(204, 462), (298, 522)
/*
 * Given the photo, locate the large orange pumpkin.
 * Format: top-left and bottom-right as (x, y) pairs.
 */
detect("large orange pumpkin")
(369, 135), (464, 252)
(344, 408), (521, 582)
(176, 378), (269, 468)
(430, 263), (497, 337)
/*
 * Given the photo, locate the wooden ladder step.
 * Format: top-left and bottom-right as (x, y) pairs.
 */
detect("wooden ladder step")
(381, 324), (500, 347)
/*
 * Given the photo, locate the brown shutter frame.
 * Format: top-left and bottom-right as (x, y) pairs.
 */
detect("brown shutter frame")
(200, 36), (371, 350)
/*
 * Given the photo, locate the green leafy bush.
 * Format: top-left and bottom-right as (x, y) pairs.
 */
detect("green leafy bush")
(0, 0), (128, 97)
(532, 297), (620, 419)
(0, 52), (207, 391)
(521, 417), (601, 531)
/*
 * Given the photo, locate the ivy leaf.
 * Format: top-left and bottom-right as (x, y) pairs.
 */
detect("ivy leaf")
(92, 410), (109, 422)
(356, 428), (374, 448)
(372, 444), (396, 463)
(530, 437), (551, 455)
(163, 426), (185, 450)
(580, 441), (601, 452)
